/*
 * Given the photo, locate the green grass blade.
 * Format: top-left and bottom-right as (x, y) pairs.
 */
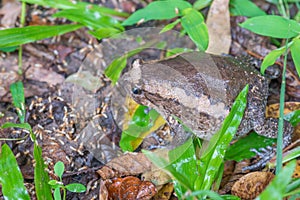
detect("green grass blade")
(10, 81), (26, 123)
(21, 0), (129, 17)
(0, 24), (83, 48)
(290, 38), (300, 77)
(181, 8), (208, 51)
(122, 0), (192, 26)
(53, 9), (124, 31)
(240, 15), (300, 39)
(230, 0), (266, 17)
(256, 160), (296, 200)
(196, 85), (248, 190)
(34, 143), (53, 200)
(0, 144), (30, 200)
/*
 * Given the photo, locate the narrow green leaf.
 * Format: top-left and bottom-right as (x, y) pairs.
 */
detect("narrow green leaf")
(256, 160), (296, 200)
(122, 0), (192, 26)
(21, 0), (129, 17)
(10, 81), (25, 123)
(290, 38), (300, 77)
(1, 122), (32, 131)
(0, 144), (30, 200)
(34, 144), (53, 200)
(160, 19), (181, 33)
(54, 188), (62, 200)
(89, 27), (122, 40)
(53, 9), (124, 31)
(105, 48), (144, 84)
(65, 183), (86, 193)
(181, 8), (208, 51)
(260, 46), (286, 74)
(240, 15), (300, 39)
(54, 161), (65, 179)
(193, 0), (212, 10)
(230, 0), (266, 17)
(196, 85), (248, 190)
(0, 24), (83, 48)
(225, 132), (276, 161)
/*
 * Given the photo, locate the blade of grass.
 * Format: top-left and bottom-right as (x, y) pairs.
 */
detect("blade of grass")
(0, 144), (30, 200)
(10, 81), (26, 123)
(196, 85), (248, 190)
(21, 0), (129, 17)
(0, 24), (83, 48)
(34, 144), (53, 200)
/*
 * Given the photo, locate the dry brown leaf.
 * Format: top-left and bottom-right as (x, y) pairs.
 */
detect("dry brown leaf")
(206, 0), (231, 54)
(105, 176), (157, 200)
(231, 172), (274, 200)
(266, 102), (300, 118)
(97, 153), (152, 179)
(0, 0), (21, 27)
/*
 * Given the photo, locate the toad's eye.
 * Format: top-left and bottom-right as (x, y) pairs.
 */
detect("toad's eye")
(132, 87), (142, 95)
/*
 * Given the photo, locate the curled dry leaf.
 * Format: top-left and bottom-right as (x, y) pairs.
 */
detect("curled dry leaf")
(97, 153), (152, 180)
(105, 176), (157, 200)
(231, 171), (274, 200)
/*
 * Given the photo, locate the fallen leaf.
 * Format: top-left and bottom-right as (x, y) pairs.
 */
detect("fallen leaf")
(206, 0), (231, 54)
(105, 176), (157, 200)
(0, 0), (21, 27)
(231, 171), (274, 200)
(97, 153), (152, 180)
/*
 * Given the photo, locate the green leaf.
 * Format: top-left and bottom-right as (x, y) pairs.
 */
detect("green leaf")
(120, 106), (164, 152)
(260, 46), (287, 74)
(181, 8), (208, 51)
(0, 144), (30, 200)
(54, 161), (65, 179)
(230, 0), (266, 17)
(21, 0), (129, 17)
(53, 9), (124, 31)
(193, 0), (212, 10)
(1, 122), (32, 131)
(89, 27), (122, 40)
(160, 19), (181, 33)
(0, 24), (83, 48)
(10, 81), (25, 123)
(105, 48), (144, 84)
(48, 180), (58, 186)
(143, 138), (196, 190)
(225, 132), (276, 161)
(290, 38), (300, 77)
(284, 110), (300, 127)
(54, 188), (62, 200)
(196, 85), (248, 190)
(240, 15), (300, 39)
(122, 0), (192, 26)
(34, 144), (53, 200)
(256, 160), (296, 200)
(0, 46), (18, 52)
(65, 183), (86, 193)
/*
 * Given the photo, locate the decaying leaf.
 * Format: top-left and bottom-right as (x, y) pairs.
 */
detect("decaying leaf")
(97, 153), (152, 180)
(231, 171), (274, 200)
(206, 0), (231, 54)
(0, 0), (21, 27)
(104, 176), (157, 200)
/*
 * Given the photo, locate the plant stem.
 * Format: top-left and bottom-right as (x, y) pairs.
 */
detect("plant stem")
(18, 1), (26, 75)
(275, 39), (289, 174)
